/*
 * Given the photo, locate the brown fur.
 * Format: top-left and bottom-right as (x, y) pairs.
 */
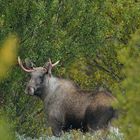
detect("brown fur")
(42, 77), (117, 136)
(19, 62), (117, 137)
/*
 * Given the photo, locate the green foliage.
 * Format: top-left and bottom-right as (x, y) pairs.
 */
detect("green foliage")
(16, 128), (123, 140)
(0, 116), (15, 140)
(116, 29), (140, 140)
(0, 34), (19, 79)
(0, 0), (140, 139)
(0, 36), (18, 140)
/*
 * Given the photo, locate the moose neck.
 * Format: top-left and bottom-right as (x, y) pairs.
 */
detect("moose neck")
(39, 75), (59, 101)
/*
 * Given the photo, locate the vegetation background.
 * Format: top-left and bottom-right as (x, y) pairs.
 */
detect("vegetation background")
(0, 0), (140, 140)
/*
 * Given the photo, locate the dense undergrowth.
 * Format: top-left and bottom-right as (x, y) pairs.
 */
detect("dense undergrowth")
(16, 127), (123, 140)
(0, 0), (140, 140)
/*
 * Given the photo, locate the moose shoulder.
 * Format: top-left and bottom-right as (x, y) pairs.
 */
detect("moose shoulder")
(18, 57), (117, 137)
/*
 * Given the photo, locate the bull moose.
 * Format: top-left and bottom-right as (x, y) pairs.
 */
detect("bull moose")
(18, 57), (117, 137)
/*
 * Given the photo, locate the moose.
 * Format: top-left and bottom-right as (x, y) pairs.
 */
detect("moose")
(18, 57), (117, 137)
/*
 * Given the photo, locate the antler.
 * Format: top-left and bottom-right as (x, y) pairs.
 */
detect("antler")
(48, 58), (60, 67)
(47, 58), (60, 76)
(18, 56), (35, 72)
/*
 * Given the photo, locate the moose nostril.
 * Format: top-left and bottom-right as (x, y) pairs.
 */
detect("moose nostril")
(26, 86), (35, 95)
(28, 87), (31, 91)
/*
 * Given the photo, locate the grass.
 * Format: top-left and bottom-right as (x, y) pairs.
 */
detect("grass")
(15, 127), (123, 140)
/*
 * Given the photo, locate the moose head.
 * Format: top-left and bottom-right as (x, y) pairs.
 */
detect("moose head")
(18, 57), (59, 96)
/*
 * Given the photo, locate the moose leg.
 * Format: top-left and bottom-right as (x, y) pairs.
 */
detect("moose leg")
(50, 121), (62, 137)
(48, 111), (64, 137)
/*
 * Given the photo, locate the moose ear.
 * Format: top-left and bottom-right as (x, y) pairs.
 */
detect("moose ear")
(43, 61), (52, 76)
(43, 62), (49, 69)
(24, 58), (35, 69)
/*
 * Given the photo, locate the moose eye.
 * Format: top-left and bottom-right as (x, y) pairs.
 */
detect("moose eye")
(40, 73), (46, 80)
(39, 75), (43, 80)
(38, 75), (45, 83)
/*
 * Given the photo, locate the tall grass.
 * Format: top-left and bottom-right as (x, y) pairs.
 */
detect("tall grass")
(16, 127), (123, 140)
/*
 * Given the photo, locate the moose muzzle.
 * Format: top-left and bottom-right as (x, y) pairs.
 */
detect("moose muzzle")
(25, 86), (35, 95)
